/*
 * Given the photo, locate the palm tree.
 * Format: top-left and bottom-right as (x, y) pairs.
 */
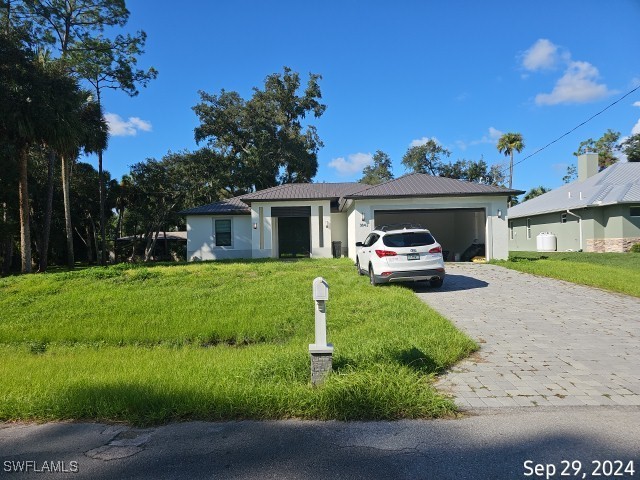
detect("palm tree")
(59, 95), (108, 269)
(497, 132), (525, 190)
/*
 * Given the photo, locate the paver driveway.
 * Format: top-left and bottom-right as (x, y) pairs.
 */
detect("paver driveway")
(414, 263), (640, 408)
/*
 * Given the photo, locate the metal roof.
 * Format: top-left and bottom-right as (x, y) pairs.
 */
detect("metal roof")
(508, 162), (640, 219)
(179, 196), (251, 215)
(181, 174), (523, 216)
(239, 182), (367, 203)
(345, 172), (522, 199)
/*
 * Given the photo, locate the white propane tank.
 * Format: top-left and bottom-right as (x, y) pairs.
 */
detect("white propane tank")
(536, 232), (557, 252)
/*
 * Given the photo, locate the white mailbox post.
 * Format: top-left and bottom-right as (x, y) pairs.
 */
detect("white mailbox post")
(309, 277), (333, 385)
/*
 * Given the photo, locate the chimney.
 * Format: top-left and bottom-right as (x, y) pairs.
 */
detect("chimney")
(578, 153), (598, 182)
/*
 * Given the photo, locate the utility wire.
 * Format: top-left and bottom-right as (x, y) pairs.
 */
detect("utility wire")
(501, 84), (640, 176)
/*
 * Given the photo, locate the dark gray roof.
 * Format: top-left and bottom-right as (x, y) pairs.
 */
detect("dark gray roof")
(181, 175), (522, 216)
(508, 162), (640, 219)
(179, 196), (251, 215)
(345, 173), (522, 199)
(240, 182), (367, 204)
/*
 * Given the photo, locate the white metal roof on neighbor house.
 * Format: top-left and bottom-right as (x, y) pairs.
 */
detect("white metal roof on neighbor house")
(508, 162), (640, 219)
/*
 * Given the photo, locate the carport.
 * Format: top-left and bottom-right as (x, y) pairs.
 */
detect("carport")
(374, 208), (486, 261)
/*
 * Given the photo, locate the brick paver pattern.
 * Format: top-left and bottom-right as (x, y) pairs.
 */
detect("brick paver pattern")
(415, 264), (640, 408)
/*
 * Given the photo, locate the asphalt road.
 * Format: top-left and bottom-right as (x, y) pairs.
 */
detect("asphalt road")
(1, 407), (639, 479)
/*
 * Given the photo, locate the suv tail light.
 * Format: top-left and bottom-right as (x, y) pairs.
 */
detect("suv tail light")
(429, 246), (442, 254)
(375, 249), (397, 257)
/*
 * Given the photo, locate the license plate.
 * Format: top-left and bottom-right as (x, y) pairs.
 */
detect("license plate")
(407, 253), (420, 260)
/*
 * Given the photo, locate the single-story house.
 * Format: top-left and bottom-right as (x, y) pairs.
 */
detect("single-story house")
(508, 153), (640, 252)
(180, 173), (522, 262)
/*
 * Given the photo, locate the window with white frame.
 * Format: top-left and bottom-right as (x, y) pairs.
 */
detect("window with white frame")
(214, 219), (232, 247)
(561, 213), (567, 224)
(526, 218), (531, 239)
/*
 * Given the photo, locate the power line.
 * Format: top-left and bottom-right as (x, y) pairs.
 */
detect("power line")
(501, 84), (640, 177)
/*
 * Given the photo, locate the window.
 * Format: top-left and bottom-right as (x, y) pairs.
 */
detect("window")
(509, 221), (513, 240)
(526, 218), (531, 239)
(259, 207), (264, 249)
(383, 232), (435, 248)
(318, 206), (324, 248)
(363, 233), (378, 247)
(214, 219), (232, 247)
(561, 213), (567, 224)
(631, 206), (640, 217)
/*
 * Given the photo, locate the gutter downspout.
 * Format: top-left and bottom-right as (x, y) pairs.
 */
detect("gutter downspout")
(565, 209), (583, 252)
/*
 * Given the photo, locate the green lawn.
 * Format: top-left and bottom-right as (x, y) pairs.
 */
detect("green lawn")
(0, 259), (476, 425)
(494, 251), (640, 297)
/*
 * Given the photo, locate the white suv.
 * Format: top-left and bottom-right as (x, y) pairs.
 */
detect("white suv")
(355, 224), (445, 287)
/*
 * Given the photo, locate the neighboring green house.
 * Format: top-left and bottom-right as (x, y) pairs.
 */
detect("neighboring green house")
(508, 153), (640, 252)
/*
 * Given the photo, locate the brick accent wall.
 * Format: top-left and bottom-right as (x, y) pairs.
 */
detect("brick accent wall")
(586, 237), (640, 253)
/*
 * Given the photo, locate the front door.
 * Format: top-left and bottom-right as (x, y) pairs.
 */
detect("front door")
(278, 217), (311, 258)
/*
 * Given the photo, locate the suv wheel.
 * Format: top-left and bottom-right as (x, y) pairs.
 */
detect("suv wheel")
(356, 257), (364, 276)
(430, 278), (443, 288)
(369, 266), (378, 286)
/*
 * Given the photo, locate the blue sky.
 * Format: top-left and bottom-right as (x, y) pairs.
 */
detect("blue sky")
(94, 0), (640, 194)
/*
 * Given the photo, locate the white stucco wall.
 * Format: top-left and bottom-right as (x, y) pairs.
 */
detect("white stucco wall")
(250, 200), (333, 259)
(186, 215), (252, 261)
(188, 195), (510, 262)
(330, 212), (348, 256)
(346, 196), (509, 260)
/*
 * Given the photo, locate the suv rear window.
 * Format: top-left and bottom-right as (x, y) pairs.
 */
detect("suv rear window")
(383, 232), (435, 248)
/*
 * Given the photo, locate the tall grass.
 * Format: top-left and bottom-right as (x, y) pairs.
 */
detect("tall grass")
(0, 259), (475, 424)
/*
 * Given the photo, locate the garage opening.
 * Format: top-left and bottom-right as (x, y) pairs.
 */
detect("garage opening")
(374, 209), (486, 261)
(272, 206), (311, 258)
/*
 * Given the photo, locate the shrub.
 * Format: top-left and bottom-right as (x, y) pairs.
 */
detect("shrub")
(630, 243), (640, 253)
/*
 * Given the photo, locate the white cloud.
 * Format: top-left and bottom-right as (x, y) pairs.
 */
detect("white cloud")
(105, 113), (153, 137)
(328, 152), (372, 175)
(634, 101), (640, 107)
(409, 136), (440, 147)
(632, 119), (640, 136)
(522, 39), (560, 71)
(535, 61), (612, 105)
(463, 127), (503, 149)
(487, 127), (503, 141)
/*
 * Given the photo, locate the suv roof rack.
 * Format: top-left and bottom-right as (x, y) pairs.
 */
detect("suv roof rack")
(376, 223), (427, 232)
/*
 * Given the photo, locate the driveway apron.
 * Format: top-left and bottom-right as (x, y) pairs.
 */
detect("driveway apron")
(414, 264), (640, 408)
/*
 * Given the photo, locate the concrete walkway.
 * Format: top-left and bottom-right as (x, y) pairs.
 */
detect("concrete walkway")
(414, 263), (640, 409)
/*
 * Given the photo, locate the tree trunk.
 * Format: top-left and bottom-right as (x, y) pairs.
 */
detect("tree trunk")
(164, 229), (168, 259)
(38, 149), (56, 272)
(90, 214), (99, 265)
(143, 228), (153, 261)
(85, 225), (94, 264)
(98, 149), (106, 266)
(18, 147), (31, 273)
(61, 154), (75, 269)
(508, 152), (514, 190)
(2, 236), (13, 276)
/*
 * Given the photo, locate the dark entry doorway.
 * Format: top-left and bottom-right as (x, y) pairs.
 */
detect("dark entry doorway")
(277, 217), (311, 258)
